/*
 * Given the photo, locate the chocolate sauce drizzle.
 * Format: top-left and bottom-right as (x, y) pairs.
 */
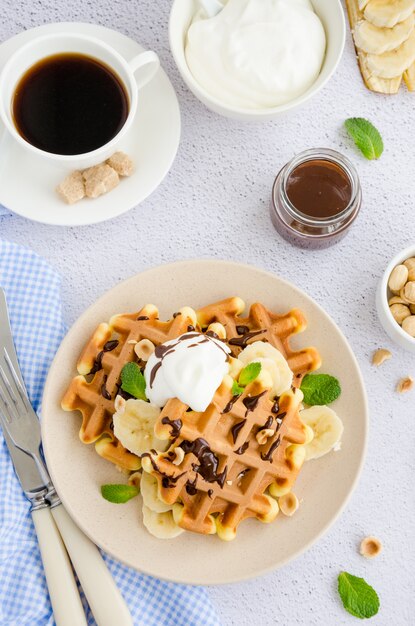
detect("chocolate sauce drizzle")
(234, 441), (249, 455)
(260, 435), (281, 463)
(187, 325), (195, 332)
(101, 375), (111, 400)
(103, 339), (119, 352)
(236, 325), (249, 335)
(137, 315), (149, 321)
(89, 350), (104, 375)
(180, 438), (227, 488)
(222, 394), (240, 414)
(271, 398), (280, 414)
(229, 329), (266, 348)
(258, 416), (274, 432)
(142, 452), (186, 489)
(230, 419), (246, 443)
(242, 391), (267, 415)
(161, 416), (183, 439)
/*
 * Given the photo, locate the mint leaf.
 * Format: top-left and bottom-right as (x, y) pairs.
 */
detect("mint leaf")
(121, 362), (147, 400)
(239, 362), (262, 386)
(344, 118), (383, 160)
(231, 380), (244, 396)
(101, 484), (139, 504)
(300, 373), (341, 406)
(338, 572), (380, 619)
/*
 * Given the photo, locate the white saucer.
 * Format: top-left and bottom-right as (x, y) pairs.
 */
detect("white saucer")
(0, 23), (181, 226)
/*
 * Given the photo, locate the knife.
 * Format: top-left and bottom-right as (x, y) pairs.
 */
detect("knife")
(0, 288), (133, 626)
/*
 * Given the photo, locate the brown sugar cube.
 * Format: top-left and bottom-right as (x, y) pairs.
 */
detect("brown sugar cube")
(56, 171), (85, 205)
(106, 151), (134, 177)
(83, 164), (119, 199)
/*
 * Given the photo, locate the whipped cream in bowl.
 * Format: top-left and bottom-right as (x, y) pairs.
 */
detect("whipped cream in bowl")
(169, 0), (346, 120)
(144, 332), (231, 412)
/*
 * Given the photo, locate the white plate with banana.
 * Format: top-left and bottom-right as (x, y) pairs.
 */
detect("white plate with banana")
(41, 260), (368, 585)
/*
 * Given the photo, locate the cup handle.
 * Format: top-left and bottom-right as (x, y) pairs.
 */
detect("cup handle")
(128, 50), (160, 90)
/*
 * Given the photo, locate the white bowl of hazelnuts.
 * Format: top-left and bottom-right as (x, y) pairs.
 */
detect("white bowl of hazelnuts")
(377, 245), (415, 354)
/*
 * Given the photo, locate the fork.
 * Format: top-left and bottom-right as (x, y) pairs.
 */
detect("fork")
(0, 291), (133, 626)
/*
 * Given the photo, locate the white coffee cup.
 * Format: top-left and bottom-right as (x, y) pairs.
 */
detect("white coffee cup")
(0, 33), (160, 168)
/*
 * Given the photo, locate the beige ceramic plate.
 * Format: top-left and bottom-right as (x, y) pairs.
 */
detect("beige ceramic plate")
(42, 260), (368, 585)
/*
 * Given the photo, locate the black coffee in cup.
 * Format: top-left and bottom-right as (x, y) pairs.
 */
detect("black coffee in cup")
(12, 53), (129, 155)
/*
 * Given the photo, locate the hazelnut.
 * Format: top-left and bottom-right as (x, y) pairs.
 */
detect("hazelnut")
(372, 348), (392, 367)
(114, 395), (126, 414)
(403, 281), (415, 304)
(403, 257), (415, 276)
(128, 471), (142, 489)
(256, 428), (274, 445)
(388, 264), (408, 293)
(207, 322), (226, 339)
(402, 315), (415, 337)
(389, 303), (411, 325)
(279, 492), (299, 517)
(171, 447), (185, 466)
(388, 295), (407, 306)
(360, 536), (382, 559)
(396, 376), (414, 393)
(134, 339), (155, 361)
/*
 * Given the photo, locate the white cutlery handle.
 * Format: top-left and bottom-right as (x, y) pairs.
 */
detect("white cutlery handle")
(51, 504), (133, 626)
(31, 507), (87, 626)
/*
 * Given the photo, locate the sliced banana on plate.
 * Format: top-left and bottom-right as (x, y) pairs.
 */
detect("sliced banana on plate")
(364, 0), (415, 29)
(354, 14), (414, 54)
(366, 29), (415, 78)
(141, 471), (172, 513)
(300, 405), (344, 460)
(238, 341), (293, 396)
(142, 504), (184, 539)
(113, 398), (168, 456)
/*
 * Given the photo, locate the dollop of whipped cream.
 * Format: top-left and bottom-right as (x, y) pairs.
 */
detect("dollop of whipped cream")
(144, 332), (230, 412)
(185, 0), (326, 109)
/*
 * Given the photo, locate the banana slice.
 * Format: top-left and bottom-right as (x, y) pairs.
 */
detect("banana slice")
(364, 0), (415, 28)
(141, 471), (172, 513)
(354, 14), (414, 54)
(142, 504), (184, 539)
(238, 341), (293, 396)
(300, 405), (344, 460)
(113, 399), (168, 456)
(365, 28), (415, 77)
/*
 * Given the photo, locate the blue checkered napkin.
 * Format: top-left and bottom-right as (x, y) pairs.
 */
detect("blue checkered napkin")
(0, 241), (221, 626)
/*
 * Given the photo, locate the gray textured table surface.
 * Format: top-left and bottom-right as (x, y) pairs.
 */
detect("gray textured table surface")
(1, 1), (414, 624)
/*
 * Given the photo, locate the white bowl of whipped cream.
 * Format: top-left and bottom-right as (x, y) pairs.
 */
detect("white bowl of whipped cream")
(169, 0), (345, 120)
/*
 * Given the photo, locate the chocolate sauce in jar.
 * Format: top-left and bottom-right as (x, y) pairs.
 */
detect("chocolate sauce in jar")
(271, 149), (362, 249)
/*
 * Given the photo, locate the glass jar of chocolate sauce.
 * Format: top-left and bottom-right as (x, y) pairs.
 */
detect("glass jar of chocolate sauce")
(270, 148), (362, 249)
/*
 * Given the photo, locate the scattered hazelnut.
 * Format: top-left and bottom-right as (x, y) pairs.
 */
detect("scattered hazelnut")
(402, 315), (415, 337)
(134, 339), (155, 361)
(207, 322), (227, 339)
(279, 492), (299, 517)
(360, 536), (382, 559)
(396, 376), (414, 394)
(171, 447), (185, 466)
(256, 428), (274, 445)
(372, 348), (392, 367)
(390, 303), (411, 325)
(403, 281), (415, 304)
(128, 472), (142, 489)
(388, 264), (408, 293)
(226, 480), (233, 486)
(114, 395), (126, 414)
(127, 339), (138, 345)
